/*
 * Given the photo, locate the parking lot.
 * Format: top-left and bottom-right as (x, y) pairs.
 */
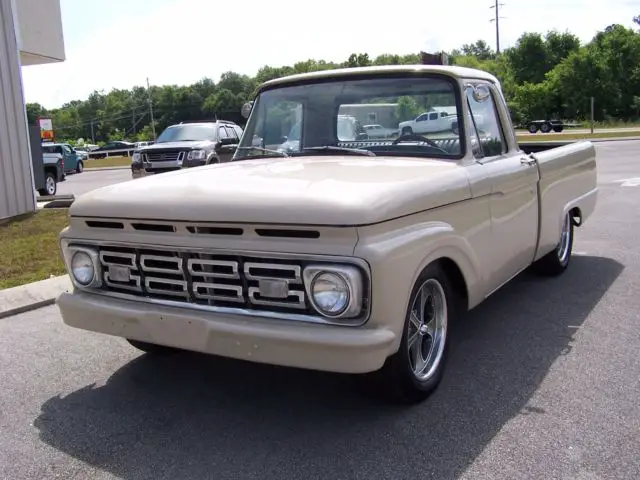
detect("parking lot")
(57, 165), (131, 198)
(4, 140), (640, 480)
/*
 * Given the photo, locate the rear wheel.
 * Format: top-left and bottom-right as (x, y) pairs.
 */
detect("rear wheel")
(126, 339), (180, 355)
(38, 172), (57, 197)
(540, 122), (552, 133)
(373, 262), (454, 404)
(401, 126), (413, 135)
(532, 211), (574, 276)
(76, 160), (84, 173)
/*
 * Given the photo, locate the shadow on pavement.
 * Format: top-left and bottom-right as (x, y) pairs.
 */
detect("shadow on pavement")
(34, 255), (623, 480)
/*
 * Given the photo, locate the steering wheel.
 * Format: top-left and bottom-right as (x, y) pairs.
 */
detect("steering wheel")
(392, 132), (448, 153)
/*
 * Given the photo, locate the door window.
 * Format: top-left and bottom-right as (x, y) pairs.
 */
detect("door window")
(466, 84), (506, 158)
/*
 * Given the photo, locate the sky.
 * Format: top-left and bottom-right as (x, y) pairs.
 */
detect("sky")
(20, 0), (640, 109)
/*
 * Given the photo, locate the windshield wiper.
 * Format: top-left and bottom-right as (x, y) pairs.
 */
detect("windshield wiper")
(236, 146), (289, 157)
(301, 146), (376, 157)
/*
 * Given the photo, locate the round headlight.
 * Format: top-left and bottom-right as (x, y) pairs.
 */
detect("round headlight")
(311, 272), (350, 316)
(71, 251), (95, 286)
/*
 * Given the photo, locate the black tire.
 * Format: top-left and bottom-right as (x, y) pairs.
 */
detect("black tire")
(532, 211), (574, 276)
(540, 122), (552, 133)
(552, 125), (564, 133)
(38, 172), (57, 197)
(76, 160), (83, 173)
(528, 123), (538, 134)
(401, 126), (413, 135)
(373, 262), (456, 404)
(126, 339), (180, 355)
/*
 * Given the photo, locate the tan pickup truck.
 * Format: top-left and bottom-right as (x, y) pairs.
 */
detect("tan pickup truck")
(56, 65), (598, 403)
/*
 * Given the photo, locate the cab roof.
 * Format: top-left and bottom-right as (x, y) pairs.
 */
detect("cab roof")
(259, 64), (501, 91)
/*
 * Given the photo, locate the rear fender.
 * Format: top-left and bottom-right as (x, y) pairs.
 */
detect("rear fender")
(533, 140), (597, 260)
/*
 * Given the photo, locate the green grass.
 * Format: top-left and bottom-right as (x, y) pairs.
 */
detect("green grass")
(0, 210), (69, 289)
(85, 156), (131, 168)
(516, 130), (640, 142)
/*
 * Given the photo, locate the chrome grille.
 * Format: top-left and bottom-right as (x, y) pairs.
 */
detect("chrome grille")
(97, 246), (309, 313)
(144, 151), (184, 162)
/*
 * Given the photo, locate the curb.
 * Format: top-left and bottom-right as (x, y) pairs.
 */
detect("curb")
(37, 194), (75, 201)
(0, 275), (72, 320)
(43, 198), (74, 208)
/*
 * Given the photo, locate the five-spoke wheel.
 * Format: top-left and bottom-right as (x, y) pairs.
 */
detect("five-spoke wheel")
(407, 278), (448, 382)
(376, 262), (455, 404)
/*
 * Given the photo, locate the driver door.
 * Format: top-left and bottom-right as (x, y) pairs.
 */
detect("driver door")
(465, 83), (540, 293)
(215, 126), (238, 163)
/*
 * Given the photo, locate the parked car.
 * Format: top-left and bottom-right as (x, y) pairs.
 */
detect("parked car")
(398, 109), (470, 135)
(55, 65), (597, 404)
(363, 124), (399, 139)
(89, 141), (136, 158)
(130, 120), (243, 178)
(40, 151), (65, 196)
(73, 147), (89, 161)
(42, 142), (84, 174)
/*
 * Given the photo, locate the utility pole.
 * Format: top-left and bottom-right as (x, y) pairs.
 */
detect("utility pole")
(90, 120), (95, 144)
(489, 0), (505, 54)
(146, 77), (156, 140)
(132, 94), (136, 137)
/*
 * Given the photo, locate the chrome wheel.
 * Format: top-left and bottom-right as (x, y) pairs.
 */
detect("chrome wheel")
(45, 175), (56, 196)
(407, 278), (448, 381)
(557, 213), (572, 264)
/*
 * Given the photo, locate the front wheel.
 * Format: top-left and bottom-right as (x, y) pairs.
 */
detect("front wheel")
(532, 211), (574, 276)
(373, 262), (454, 404)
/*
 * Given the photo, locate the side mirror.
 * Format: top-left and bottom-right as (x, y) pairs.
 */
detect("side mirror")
(471, 84), (491, 102)
(241, 101), (254, 119)
(219, 137), (236, 146)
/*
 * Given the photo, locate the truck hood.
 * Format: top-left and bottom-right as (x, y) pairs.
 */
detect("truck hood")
(70, 156), (471, 226)
(140, 140), (211, 151)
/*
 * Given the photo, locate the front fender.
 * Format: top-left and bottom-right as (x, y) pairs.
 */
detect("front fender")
(355, 216), (483, 353)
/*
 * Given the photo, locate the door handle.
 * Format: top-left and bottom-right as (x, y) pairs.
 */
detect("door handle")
(520, 157), (536, 166)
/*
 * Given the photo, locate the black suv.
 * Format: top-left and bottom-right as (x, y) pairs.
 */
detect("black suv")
(131, 120), (243, 178)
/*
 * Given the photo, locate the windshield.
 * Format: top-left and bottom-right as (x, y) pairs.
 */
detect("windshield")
(155, 124), (217, 143)
(235, 75), (464, 160)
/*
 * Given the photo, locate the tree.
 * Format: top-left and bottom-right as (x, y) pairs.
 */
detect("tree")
(505, 32), (550, 84)
(461, 40), (495, 60)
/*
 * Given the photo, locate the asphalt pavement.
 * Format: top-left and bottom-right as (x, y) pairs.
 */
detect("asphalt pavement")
(2, 141), (639, 480)
(57, 168), (131, 198)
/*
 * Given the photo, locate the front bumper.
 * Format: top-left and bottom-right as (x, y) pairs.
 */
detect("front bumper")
(56, 291), (395, 374)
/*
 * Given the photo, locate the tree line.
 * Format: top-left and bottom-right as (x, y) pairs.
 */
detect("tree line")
(26, 17), (640, 144)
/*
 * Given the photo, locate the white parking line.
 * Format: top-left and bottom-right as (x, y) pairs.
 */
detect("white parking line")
(617, 177), (640, 187)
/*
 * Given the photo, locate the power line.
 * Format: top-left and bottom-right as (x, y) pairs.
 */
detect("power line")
(490, 0), (506, 54)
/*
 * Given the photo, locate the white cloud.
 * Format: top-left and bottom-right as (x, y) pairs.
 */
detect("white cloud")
(20, 0), (638, 108)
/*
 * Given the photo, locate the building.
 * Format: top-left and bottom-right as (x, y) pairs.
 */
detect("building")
(0, 0), (65, 220)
